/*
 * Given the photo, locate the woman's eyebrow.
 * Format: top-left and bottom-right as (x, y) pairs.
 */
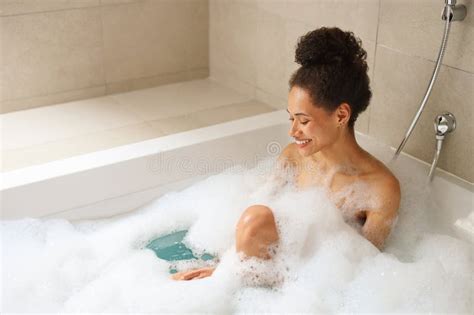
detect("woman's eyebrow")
(286, 109), (310, 117)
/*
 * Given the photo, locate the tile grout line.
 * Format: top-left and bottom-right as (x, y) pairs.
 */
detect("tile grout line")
(95, 3), (154, 136)
(1, 121), (156, 153)
(368, 0), (383, 136)
(1, 68), (209, 115)
(98, 2), (108, 93)
(105, 67), (209, 89)
(0, 4), (104, 18)
(376, 44), (474, 75)
(1, 85), (106, 107)
(0, 1), (142, 18)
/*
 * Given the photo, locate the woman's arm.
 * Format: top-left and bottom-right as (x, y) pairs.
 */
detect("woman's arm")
(362, 177), (400, 250)
(362, 209), (398, 250)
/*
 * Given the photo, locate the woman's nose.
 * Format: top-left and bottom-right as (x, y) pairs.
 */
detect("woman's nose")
(288, 122), (298, 137)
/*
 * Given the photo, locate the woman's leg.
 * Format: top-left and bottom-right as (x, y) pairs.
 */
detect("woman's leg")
(172, 204), (279, 281)
(235, 205), (279, 259)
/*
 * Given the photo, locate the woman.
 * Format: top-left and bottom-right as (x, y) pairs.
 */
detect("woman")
(173, 27), (400, 281)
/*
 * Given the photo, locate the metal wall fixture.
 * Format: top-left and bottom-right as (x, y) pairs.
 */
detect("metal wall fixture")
(393, 0), (466, 160)
(428, 112), (456, 182)
(443, 0), (467, 21)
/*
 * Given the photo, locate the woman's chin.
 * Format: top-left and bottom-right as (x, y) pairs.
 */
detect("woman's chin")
(297, 145), (314, 157)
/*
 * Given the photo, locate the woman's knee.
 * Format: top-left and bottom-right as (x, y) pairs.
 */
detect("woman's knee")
(236, 205), (279, 258)
(238, 205), (275, 228)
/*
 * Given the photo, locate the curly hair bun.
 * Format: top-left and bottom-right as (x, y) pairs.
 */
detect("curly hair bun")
(295, 27), (367, 67)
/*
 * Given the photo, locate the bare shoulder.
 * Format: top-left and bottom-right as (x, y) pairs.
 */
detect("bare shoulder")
(277, 143), (300, 168)
(364, 161), (401, 214)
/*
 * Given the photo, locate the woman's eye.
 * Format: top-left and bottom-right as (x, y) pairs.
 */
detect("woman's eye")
(288, 118), (308, 125)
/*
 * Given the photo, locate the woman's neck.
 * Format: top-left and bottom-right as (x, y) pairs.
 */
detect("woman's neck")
(313, 129), (365, 171)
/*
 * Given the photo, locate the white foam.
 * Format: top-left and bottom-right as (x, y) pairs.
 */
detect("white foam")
(1, 153), (472, 313)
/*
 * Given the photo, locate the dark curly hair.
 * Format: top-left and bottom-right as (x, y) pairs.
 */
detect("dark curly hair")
(289, 27), (372, 129)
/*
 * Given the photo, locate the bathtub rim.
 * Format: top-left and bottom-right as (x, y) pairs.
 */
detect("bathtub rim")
(1, 110), (472, 193)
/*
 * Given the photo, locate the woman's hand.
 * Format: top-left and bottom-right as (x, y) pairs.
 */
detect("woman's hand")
(171, 267), (216, 281)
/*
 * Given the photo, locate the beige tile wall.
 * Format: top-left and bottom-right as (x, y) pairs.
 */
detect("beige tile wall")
(0, 0), (209, 113)
(2, 0), (472, 181)
(209, 0), (379, 134)
(372, 0), (474, 183)
(209, 0), (473, 183)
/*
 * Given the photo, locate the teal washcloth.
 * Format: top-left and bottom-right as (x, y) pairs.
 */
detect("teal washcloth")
(145, 230), (214, 274)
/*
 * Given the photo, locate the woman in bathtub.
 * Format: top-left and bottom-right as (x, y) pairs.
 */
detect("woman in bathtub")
(172, 27), (400, 281)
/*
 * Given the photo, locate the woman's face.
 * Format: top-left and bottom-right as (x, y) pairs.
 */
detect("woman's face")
(287, 86), (340, 157)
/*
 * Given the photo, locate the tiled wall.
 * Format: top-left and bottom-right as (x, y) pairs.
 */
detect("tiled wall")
(0, 0), (209, 113)
(209, 0), (473, 183)
(2, 0), (472, 182)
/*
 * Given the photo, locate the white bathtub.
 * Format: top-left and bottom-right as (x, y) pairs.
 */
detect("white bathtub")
(1, 110), (472, 243)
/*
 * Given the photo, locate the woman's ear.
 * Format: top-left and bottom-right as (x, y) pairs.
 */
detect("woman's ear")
(336, 103), (351, 125)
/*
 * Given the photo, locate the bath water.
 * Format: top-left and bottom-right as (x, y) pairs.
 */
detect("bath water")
(1, 139), (472, 313)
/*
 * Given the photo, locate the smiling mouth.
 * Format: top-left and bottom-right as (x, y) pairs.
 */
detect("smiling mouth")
(295, 139), (312, 145)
